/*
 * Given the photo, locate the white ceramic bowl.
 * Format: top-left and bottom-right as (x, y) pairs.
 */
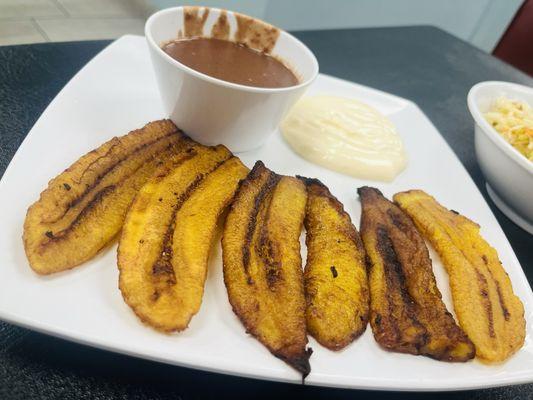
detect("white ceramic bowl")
(467, 81), (533, 234)
(145, 6), (318, 152)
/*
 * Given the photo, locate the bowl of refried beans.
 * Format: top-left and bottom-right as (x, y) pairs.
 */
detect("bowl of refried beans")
(145, 6), (319, 152)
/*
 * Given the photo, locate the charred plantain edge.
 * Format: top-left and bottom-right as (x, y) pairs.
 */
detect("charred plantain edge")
(360, 187), (475, 362)
(224, 163), (311, 378)
(44, 129), (182, 225)
(118, 151), (231, 332)
(274, 346), (313, 379)
(28, 135), (189, 260)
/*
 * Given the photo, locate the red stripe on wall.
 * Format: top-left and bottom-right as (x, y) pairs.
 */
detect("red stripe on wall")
(493, 0), (533, 76)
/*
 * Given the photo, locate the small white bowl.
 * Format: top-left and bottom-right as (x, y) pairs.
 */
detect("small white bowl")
(467, 81), (533, 234)
(145, 6), (319, 152)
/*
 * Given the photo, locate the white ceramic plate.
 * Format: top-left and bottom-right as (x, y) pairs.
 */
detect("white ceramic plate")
(0, 35), (532, 392)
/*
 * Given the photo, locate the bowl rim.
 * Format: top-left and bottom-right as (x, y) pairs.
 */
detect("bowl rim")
(145, 6), (319, 94)
(467, 80), (533, 175)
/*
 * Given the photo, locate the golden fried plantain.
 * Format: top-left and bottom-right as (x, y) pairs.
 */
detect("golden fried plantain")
(24, 120), (190, 274)
(358, 187), (475, 362)
(118, 145), (247, 332)
(222, 162), (311, 377)
(298, 177), (369, 350)
(394, 190), (525, 362)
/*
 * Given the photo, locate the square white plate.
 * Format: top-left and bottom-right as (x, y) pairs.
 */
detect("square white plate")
(0, 35), (532, 392)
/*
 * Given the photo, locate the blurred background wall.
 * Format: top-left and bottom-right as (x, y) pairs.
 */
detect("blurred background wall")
(141, 0), (523, 52)
(0, 0), (530, 73)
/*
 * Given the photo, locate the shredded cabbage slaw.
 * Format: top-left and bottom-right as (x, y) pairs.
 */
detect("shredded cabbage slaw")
(484, 96), (533, 162)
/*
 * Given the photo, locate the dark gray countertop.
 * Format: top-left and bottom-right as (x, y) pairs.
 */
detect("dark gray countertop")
(0, 26), (532, 399)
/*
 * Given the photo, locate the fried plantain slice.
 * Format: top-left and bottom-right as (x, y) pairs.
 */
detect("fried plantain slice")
(24, 120), (190, 274)
(298, 177), (369, 350)
(222, 162), (311, 377)
(394, 190), (525, 362)
(118, 145), (246, 332)
(358, 186), (475, 362)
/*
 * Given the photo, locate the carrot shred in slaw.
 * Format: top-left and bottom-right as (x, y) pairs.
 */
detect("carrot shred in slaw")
(484, 96), (533, 162)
